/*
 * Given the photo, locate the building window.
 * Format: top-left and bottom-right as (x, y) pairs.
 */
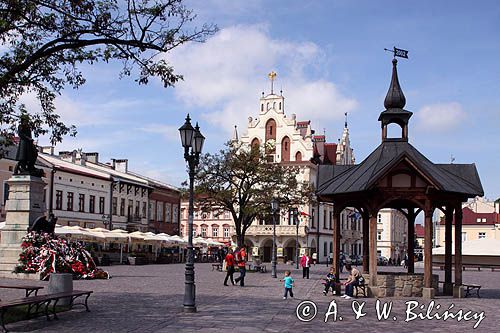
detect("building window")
(212, 226), (219, 237)
(3, 182), (9, 204)
(149, 202), (154, 220)
(55, 190), (63, 210)
(84, 222), (95, 229)
(201, 226), (207, 237)
(223, 227), (229, 238)
(135, 200), (140, 217)
(142, 202), (147, 218)
(173, 205), (179, 223)
(224, 211), (230, 219)
(165, 204), (171, 223)
(99, 197), (105, 214)
(377, 231), (382, 241)
(478, 232), (486, 239)
(323, 210), (327, 228)
(128, 199), (133, 218)
(67, 192), (74, 211)
(112, 197), (117, 215)
(329, 211), (332, 229)
(323, 242), (327, 257)
(120, 198), (125, 216)
(311, 209), (315, 228)
(78, 194), (85, 212)
(157, 202), (163, 222)
(329, 242), (333, 254)
(378, 214), (382, 223)
(462, 232), (467, 242)
(89, 195), (95, 213)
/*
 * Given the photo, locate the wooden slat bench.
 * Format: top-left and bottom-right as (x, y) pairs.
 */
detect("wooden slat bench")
(211, 263), (223, 271)
(464, 284), (481, 298)
(0, 285), (43, 298)
(0, 290), (92, 332)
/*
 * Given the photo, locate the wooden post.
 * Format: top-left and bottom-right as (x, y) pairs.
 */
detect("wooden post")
(423, 206), (433, 289)
(362, 211), (369, 274)
(332, 209), (341, 294)
(444, 207), (454, 296)
(369, 213), (378, 293)
(407, 210), (415, 274)
(454, 205), (463, 297)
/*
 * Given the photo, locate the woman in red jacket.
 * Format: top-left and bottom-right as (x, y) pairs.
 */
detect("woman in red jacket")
(300, 251), (312, 279)
(224, 248), (236, 286)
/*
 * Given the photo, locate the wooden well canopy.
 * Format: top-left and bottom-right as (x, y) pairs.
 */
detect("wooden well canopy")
(316, 59), (483, 298)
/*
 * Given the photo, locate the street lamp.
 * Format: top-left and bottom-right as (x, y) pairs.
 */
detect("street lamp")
(179, 114), (205, 313)
(101, 214), (110, 230)
(292, 207), (299, 269)
(271, 198), (279, 278)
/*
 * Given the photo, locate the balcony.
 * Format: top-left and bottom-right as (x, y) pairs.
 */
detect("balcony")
(245, 224), (308, 237)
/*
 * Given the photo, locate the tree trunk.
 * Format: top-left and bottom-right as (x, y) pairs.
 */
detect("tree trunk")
(237, 233), (246, 247)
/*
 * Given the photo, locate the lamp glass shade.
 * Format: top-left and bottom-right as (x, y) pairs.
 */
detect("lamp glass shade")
(271, 198), (279, 212)
(193, 125), (205, 154)
(179, 115), (195, 148)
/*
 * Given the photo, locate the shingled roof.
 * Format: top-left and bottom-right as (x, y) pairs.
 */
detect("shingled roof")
(317, 140), (483, 197)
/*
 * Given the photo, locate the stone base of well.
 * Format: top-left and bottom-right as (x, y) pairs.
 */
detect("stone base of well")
(365, 272), (438, 297)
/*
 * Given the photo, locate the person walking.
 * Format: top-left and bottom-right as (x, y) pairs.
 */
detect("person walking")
(234, 245), (247, 287)
(300, 251), (312, 279)
(281, 270), (295, 299)
(224, 248), (236, 286)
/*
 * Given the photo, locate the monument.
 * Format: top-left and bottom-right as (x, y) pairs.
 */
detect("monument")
(0, 114), (47, 279)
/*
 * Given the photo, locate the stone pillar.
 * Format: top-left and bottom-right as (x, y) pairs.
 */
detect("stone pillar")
(332, 210), (341, 294)
(444, 207), (454, 296)
(407, 210), (415, 274)
(454, 205), (464, 298)
(362, 211), (369, 274)
(0, 175), (47, 278)
(368, 213), (378, 296)
(423, 205), (435, 299)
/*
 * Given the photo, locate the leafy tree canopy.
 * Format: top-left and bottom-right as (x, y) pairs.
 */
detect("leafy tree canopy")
(194, 143), (314, 247)
(0, 0), (216, 154)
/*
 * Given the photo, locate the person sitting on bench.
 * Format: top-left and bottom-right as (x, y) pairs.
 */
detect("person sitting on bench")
(323, 267), (336, 295)
(342, 263), (361, 300)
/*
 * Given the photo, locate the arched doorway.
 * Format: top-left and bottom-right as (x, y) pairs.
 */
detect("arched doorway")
(295, 151), (302, 161)
(261, 238), (273, 262)
(283, 238), (300, 264)
(251, 138), (260, 150)
(281, 136), (290, 161)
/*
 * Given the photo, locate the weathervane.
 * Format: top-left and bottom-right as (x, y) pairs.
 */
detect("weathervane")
(384, 46), (409, 59)
(268, 71), (277, 94)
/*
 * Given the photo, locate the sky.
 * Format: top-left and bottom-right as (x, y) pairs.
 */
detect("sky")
(33, 0), (499, 200)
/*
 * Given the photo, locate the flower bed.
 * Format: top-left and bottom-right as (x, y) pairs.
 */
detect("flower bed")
(14, 232), (110, 280)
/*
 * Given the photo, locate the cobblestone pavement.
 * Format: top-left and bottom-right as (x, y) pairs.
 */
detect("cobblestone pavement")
(1, 263), (499, 332)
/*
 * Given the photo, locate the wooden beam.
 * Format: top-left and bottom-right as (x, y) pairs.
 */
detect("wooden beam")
(362, 210), (369, 274)
(369, 214), (378, 287)
(444, 206), (454, 296)
(424, 203), (433, 288)
(454, 205), (463, 287)
(333, 210), (341, 294)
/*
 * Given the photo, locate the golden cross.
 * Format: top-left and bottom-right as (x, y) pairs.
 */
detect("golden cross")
(268, 71), (277, 94)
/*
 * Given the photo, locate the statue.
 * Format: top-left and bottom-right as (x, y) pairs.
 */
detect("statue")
(14, 114), (44, 177)
(30, 213), (58, 236)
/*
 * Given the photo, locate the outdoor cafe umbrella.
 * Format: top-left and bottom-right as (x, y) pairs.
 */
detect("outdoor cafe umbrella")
(103, 230), (129, 264)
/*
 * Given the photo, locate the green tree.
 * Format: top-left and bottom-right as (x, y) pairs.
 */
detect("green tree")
(0, 0), (216, 154)
(194, 143), (314, 247)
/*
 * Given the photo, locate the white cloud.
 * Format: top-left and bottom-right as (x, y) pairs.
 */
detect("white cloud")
(137, 124), (179, 142)
(164, 25), (356, 134)
(415, 102), (466, 131)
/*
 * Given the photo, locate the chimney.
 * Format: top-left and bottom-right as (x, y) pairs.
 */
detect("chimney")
(59, 150), (76, 163)
(86, 152), (99, 164)
(112, 159), (128, 173)
(41, 146), (54, 155)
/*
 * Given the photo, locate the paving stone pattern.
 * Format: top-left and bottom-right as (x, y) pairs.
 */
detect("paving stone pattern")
(1, 263), (498, 332)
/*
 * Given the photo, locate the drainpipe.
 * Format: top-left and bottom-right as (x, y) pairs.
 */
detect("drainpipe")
(108, 179), (114, 230)
(49, 169), (56, 214)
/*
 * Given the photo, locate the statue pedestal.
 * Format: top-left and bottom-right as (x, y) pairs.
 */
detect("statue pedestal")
(0, 175), (46, 279)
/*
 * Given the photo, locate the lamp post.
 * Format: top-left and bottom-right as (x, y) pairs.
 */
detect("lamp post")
(292, 207), (299, 269)
(101, 214), (110, 230)
(271, 198), (279, 278)
(179, 114), (205, 313)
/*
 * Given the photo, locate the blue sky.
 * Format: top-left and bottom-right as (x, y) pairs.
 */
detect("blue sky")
(35, 0), (499, 200)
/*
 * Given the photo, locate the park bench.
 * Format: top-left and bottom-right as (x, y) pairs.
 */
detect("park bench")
(0, 285), (44, 299)
(0, 290), (92, 333)
(355, 283), (367, 297)
(212, 263), (223, 271)
(463, 284), (481, 298)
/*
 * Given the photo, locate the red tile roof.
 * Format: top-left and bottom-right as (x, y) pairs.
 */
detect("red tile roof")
(415, 224), (425, 238)
(438, 207), (499, 225)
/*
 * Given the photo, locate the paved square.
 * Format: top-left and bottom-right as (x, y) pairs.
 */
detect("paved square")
(1, 263), (498, 332)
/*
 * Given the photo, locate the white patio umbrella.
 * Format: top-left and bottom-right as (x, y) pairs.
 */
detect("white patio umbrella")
(55, 225), (93, 240)
(193, 237), (209, 247)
